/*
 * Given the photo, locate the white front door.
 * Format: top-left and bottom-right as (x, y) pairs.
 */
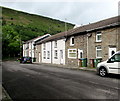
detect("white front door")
(78, 49), (83, 59)
(39, 52), (41, 63)
(109, 47), (116, 58)
(60, 50), (64, 64)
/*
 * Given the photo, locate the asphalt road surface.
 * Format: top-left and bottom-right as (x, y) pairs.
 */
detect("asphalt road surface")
(2, 61), (120, 100)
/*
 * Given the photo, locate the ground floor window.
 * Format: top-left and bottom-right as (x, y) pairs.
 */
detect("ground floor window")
(54, 50), (58, 59)
(47, 51), (50, 59)
(43, 51), (46, 59)
(96, 46), (102, 58)
(68, 49), (77, 59)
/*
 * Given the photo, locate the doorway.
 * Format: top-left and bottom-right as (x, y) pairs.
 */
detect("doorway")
(78, 49), (83, 59)
(39, 52), (41, 63)
(109, 47), (116, 58)
(60, 50), (64, 64)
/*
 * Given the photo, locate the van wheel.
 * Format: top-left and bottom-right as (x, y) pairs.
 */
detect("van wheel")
(99, 67), (107, 77)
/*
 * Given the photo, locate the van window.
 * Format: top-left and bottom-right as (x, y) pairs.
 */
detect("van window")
(115, 54), (120, 62)
(110, 54), (120, 62)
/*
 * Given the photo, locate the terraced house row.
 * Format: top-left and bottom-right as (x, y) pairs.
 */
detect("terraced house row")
(23, 16), (120, 67)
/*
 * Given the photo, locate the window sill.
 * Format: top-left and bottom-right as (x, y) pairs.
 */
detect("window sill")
(54, 57), (58, 59)
(96, 57), (102, 59)
(70, 44), (74, 46)
(95, 41), (102, 43)
(68, 57), (77, 59)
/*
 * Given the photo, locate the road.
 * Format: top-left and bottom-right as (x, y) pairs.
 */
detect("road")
(2, 61), (120, 100)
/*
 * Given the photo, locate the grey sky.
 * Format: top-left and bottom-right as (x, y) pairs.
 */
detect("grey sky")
(1, 0), (119, 25)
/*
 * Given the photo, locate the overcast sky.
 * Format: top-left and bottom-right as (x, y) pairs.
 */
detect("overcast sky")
(1, 0), (120, 25)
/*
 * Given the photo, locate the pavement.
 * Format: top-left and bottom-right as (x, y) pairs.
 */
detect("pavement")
(33, 62), (97, 72)
(2, 87), (12, 101)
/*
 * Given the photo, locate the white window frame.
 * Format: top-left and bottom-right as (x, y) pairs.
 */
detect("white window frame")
(70, 36), (74, 46)
(35, 46), (37, 50)
(54, 41), (57, 48)
(32, 42), (34, 49)
(43, 51), (46, 59)
(43, 43), (46, 50)
(26, 44), (29, 49)
(54, 50), (58, 59)
(68, 49), (77, 59)
(96, 32), (102, 42)
(96, 46), (102, 58)
(47, 51), (50, 59)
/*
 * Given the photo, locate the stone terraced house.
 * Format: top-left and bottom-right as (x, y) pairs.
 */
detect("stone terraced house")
(65, 16), (120, 67)
(33, 16), (120, 67)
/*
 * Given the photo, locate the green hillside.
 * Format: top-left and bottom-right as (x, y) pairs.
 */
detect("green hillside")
(2, 7), (74, 58)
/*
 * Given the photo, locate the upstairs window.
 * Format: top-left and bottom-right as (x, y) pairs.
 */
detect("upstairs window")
(43, 51), (46, 59)
(26, 44), (29, 49)
(96, 32), (102, 42)
(70, 37), (74, 46)
(96, 46), (102, 58)
(54, 41), (57, 48)
(35, 46), (37, 50)
(43, 43), (46, 50)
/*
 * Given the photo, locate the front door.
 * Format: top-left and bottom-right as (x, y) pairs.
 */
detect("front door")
(78, 49), (83, 59)
(60, 50), (64, 64)
(109, 47), (116, 58)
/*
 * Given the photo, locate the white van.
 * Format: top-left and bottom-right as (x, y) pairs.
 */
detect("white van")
(97, 51), (120, 77)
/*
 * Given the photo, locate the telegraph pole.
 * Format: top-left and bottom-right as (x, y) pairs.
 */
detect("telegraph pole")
(65, 18), (67, 37)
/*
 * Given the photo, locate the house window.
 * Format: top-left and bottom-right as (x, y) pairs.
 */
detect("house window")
(70, 37), (74, 46)
(68, 49), (77, 58)
(96, 32), (102, 42)
(54, 41), (57, 48)
(96, 46), (102, 58)
(35, 46), (37, 50)
(43, 51), (46, 59)
(43, 43), (46, 50)
(26, 44), (29, 49)
(47, 51), (50, 59)
(54, 50), (58, 59)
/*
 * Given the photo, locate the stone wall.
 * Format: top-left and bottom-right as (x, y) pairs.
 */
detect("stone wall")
(65, 27), (119, 67)
(65, 34), (87, 67)
(88, 27), (118, 62)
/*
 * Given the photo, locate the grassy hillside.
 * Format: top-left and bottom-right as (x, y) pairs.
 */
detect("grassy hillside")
(2, 6), (74, 58)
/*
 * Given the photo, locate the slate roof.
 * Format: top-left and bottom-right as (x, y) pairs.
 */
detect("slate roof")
(23, 34), (51, 43)
(36, 16), (120, 45)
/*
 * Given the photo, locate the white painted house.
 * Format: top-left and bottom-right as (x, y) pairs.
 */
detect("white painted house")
(41, 42), (52, 63)
(23, 34), (51, 61)
(36, 34), (66, 65)
(52, 39), (65, 65)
